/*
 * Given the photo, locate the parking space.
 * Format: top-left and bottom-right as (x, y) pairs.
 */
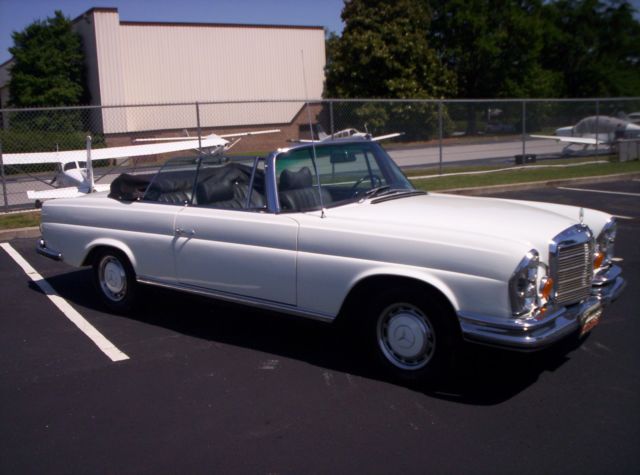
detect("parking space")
(1, 179), (638, 474)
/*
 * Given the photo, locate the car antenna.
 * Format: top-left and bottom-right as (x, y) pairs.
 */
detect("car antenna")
(301, 50), (326, 218)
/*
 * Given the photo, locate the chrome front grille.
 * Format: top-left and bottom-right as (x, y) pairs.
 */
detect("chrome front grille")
(551, 225), (594, 306)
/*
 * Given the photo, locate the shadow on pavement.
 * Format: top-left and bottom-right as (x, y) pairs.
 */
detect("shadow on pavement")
(40, 269), (585, 406)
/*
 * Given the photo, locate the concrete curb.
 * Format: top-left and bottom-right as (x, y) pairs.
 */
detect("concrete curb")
(0, 226), (41, 242)
(1, 172), (638, 242)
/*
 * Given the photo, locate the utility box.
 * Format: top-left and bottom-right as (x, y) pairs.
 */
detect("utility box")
(515, 154), (537, 165)
(618, 139), (640, 162)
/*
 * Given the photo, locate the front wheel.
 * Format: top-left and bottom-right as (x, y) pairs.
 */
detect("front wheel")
(368, 289), (459, 382)
(92, 248), (137, 313)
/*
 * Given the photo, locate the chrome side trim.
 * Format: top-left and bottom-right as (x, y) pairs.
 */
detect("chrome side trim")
(136, 276), (335, 323)
(36, 239), (63, 261)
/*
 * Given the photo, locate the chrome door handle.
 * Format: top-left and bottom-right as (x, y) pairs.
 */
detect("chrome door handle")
(175, 228), (195, 237)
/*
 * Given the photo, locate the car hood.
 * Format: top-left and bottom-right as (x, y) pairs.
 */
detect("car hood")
(295, 192), (606, 282)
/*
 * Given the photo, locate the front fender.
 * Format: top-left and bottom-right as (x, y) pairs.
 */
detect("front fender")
(346, 265), (462, 312)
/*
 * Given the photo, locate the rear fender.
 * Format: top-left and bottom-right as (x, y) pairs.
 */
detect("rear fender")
(83, 238), (137, 271)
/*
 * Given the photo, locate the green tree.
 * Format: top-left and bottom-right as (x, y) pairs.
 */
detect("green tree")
(427, 0), (561, 99)
(427, 0), (562, 134)
(541, 0), (640, 97)
(324, 0), (455, 139)
(325, 0), (455, 99)
(8, 10), (87, 108)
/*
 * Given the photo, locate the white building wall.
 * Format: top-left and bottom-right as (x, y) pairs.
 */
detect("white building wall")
(86, 10), (325, 134)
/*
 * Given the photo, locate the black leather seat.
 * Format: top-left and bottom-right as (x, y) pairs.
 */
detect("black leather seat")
(196, 167), (265, 209)
(144, 171), (195, 205)
(278, 167), (331, 212)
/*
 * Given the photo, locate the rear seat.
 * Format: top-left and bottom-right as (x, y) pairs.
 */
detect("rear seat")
(144, 172), (195, 205)
(196, 167), (265, 209)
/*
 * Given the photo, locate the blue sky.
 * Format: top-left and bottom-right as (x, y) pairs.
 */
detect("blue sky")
(0, 0), (345, 64)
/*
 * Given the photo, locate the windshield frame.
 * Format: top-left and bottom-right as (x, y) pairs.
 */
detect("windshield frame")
(270, 139), (416, 213)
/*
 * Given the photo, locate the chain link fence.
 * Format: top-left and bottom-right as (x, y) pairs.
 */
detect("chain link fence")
(1, 98), (639, 211)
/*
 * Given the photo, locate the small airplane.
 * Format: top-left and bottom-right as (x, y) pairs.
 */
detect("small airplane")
(295, 124), (403, 143)
(530, 115), (640, 153)
(2, 129), (280, 204)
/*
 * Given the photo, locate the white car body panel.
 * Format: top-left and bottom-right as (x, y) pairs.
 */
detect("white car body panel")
(42, 189), (607, 321)
(37, 140), (625, 353)
(174, 207), (299, 305)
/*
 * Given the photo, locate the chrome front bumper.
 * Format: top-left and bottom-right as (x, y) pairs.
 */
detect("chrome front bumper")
(36, 239), (63, 261)
(459, 265), (626, 351)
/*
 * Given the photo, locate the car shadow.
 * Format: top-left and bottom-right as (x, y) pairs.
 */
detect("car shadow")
(38, 269), (586, 406)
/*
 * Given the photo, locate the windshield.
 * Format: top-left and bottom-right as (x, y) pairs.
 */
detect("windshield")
(275, 141), (415, 212)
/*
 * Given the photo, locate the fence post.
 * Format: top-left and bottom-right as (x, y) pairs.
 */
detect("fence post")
(595, 100), (600, 153)
(196, 102), (202, 152)
(329, 100), (335, 138)
(522, 100), (527, 158)
(0, 141), (8, 212)
(438, 101), (443, 175)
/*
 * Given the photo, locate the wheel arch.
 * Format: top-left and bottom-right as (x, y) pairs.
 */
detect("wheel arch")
(81, 239), (137, 272)
(335, 272), (460, 330)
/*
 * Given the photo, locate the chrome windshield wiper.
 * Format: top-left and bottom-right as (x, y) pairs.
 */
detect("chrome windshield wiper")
(363, 185), (392, 199)
(370, 190), (426, 204)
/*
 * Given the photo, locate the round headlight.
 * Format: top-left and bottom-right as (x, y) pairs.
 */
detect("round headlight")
(509, 250), (545, 317)
(595, 219), (617, 269)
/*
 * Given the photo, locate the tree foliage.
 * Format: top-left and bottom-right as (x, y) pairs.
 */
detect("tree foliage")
(8, 10), (87, 108)
(327, 0), (640, 101)
(427, 0), (562, 99)
(325, 0), (455, 99)
(324, 0), (455, 139)
(540, 0), (640, 97)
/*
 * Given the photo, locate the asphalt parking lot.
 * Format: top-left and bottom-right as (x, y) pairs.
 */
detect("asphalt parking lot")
(1, 179), (638, 474)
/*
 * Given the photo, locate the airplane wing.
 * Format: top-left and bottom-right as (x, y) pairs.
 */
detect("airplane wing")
(133, 129), (281, 142)
(26, 184), (111, 200)
(529, 134), (603, 145)
(371, 132), (404, 142)
(2, 136), (228, 166)
(294, 131), (403, 143)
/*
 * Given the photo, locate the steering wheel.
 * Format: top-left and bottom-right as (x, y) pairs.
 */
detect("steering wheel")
(350, 174), (382, 196)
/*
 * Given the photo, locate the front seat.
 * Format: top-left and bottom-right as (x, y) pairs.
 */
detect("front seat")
(278, 167), (331, 212)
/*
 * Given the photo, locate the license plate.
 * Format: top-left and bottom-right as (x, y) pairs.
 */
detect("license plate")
(579, 303), (603, 337)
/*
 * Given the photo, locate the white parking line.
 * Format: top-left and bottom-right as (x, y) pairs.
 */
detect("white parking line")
(0, 243), (129, 362)
(557, 186), (640, 197)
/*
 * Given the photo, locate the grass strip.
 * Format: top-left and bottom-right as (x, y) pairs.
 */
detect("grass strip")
(410, 160), (640, 191)
(0, 211), (40, 230)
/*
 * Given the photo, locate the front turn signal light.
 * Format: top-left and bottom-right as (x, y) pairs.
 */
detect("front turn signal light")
(594, 252), (605, 269)
(540, 276), (554, 301)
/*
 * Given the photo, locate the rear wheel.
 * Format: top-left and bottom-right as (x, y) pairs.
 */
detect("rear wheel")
(92, 248), (137, 313)
(368, 288), (458, 382)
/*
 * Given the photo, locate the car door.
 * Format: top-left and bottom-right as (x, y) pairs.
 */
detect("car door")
(173, 208), (299, 305)
(172, 157), (299, 305)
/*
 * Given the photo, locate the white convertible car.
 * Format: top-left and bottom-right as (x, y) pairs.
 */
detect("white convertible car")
(37, 138), (625, 380)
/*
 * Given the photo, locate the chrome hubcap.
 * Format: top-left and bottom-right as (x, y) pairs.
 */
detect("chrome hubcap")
(377, 303), (435, 370)
(99, 256), (127, 302)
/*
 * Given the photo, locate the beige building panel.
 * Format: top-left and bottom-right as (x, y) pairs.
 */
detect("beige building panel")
(120, 102), (304, 133)
(118, 24), (324, 105)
